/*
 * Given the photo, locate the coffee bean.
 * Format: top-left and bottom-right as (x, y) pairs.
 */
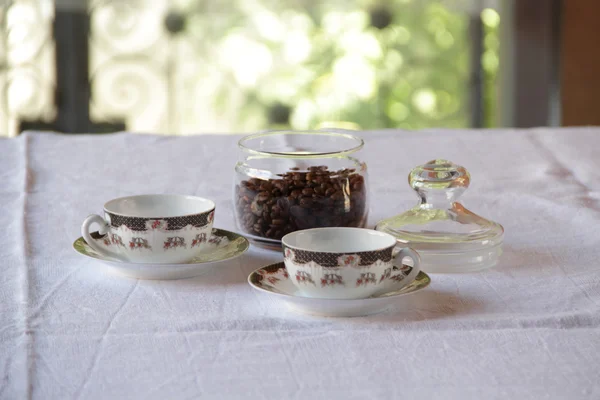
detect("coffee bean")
(250, 201), (263, 216)
(330, 191), (344, 201)
(274, 181), (288, 193)
(235, 166), (367, 240)
(299, 197), (314, 208)
(263, 213), (272, 224)
(256, 192), (270, 203)
(290, 205), (306, 218)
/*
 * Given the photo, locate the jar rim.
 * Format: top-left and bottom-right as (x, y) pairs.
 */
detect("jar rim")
(238, 130), (364, 157)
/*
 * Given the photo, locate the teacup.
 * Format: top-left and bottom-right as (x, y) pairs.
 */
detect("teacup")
(282, 227), (421, 299)
(81, 194), (215, 264)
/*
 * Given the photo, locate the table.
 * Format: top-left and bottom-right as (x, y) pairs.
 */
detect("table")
(1, 128), (599, 400)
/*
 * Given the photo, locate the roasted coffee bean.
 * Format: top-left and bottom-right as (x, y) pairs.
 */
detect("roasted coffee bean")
(274, 181), (288, 192)
(259, 181), (273, 191)
(256, 192), (270, 203)
(290, 205), (306, 218)
(250, 201), (263, 216)
(330, 191), (344, 201)
(299, 197), (314, 208)
(235, 167), (367, 240)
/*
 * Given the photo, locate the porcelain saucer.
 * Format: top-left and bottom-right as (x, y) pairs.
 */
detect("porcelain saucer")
(73, 228), (249, 280)
(248, 262), (431, 317)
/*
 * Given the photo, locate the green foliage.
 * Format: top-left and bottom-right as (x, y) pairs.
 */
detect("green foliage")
(180, 0), (498, 130)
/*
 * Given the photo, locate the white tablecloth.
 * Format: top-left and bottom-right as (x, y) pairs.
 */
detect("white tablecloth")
(1, 128), (599, 400)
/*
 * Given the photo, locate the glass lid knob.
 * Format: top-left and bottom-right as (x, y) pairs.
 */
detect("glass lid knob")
(409, 159), (470, 207)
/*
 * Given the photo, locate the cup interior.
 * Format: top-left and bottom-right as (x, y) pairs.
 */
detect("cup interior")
(104, 194), (215, 217)
(282, 228), (396, 253)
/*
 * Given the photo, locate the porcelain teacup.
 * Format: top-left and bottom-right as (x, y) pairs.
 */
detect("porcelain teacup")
(282, 227), (421, 299)
(81, 194), (215, 264)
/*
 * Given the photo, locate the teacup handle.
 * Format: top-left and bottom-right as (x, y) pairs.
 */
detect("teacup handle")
(393, 246), (421, 284)
(81, 214), (112, 257)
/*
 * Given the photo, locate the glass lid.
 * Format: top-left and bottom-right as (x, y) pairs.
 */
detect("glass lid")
(375, 159), (504, 272)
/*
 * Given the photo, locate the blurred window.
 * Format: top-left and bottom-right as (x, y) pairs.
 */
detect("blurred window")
(1, 0), (501, 136)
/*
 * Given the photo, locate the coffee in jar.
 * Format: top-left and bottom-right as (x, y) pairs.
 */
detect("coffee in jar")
(235, 166), (367, 240)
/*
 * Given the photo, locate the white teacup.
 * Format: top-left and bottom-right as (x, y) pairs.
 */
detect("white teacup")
(81, 194), (215, 264)
(282, 227), (421, 299)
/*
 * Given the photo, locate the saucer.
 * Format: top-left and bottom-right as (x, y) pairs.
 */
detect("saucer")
(74, 228), (249, 280)
(248, 262), (431, 317)
(237, 231), (282, 251)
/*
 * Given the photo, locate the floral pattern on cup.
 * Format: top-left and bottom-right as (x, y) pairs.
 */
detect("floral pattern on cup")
(111, 234), (125, 247)
(164, 237), (186, 250)
(130, 237), (151, 250)
(147, 219), (168, 231)
(356, 272), (377, 287)
(337, 254), (361, 267)
(321, 273), (344, 287)
(191, 233), (208, 248)
(284, 248), (295, 260)
(283, 249), (419, 299)
(108, 210), (214, 232)
(282, 245), (393, 268)
(379, 267), (392, 283)
(295, 270), (315, 285)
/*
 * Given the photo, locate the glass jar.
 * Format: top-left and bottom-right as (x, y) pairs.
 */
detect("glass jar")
(234, 130), (369, 250)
